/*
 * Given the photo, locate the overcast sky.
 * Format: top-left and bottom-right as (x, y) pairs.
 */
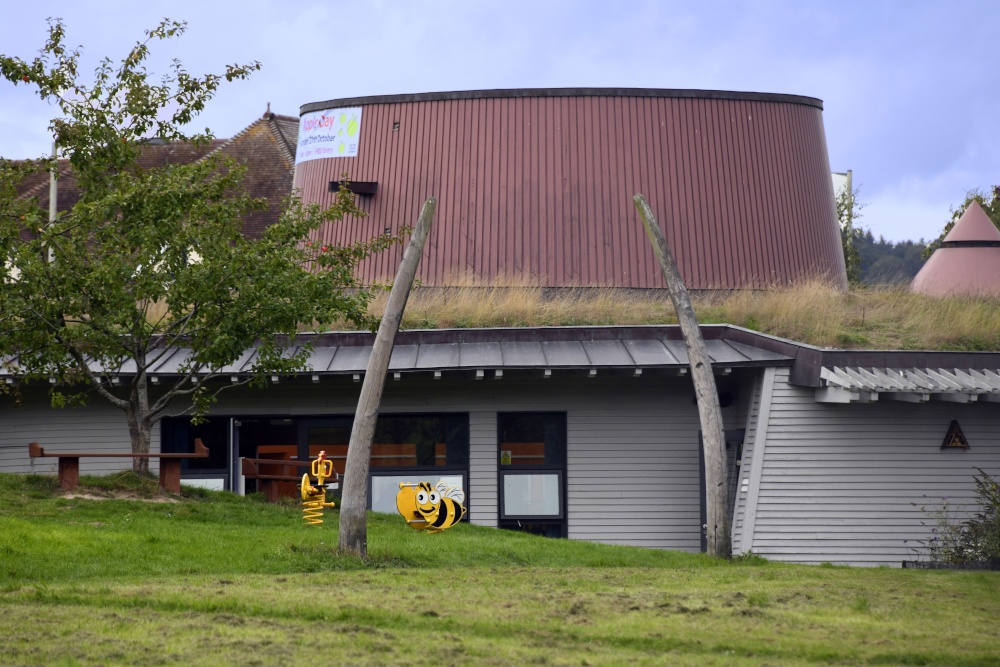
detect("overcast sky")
(2, 0), (997, 243)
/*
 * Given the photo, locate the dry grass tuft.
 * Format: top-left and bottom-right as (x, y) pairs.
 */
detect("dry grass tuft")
(352, 278), (1000, 351)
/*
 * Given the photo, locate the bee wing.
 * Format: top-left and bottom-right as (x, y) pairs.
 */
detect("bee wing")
(435, 480), (465, 504)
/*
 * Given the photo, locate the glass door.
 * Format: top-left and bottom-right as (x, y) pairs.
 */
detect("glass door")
(298, 418), (353, 475)
(497, 412), (567, 538)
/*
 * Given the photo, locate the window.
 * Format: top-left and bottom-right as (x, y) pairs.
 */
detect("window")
(303, 414), (470, 514)
(161, 417), (229, 472)
(498, 412), (567, 535)
(502, 472), (562, 518)
(368, 415), (469, 513)
(498, 412), (565, 467)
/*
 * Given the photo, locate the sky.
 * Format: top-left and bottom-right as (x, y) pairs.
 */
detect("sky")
(1, 0), (997, 243)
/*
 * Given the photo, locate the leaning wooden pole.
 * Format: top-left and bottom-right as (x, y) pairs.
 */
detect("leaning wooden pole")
(339, 198), (437, 556)
(633, 194), (732, 558)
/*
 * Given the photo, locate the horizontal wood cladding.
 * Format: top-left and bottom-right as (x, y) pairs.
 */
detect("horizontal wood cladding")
(0, 388), (161, 474)
(731, 371), (764, 550)
(294, 92), (847, 289)
(746, 368), (1000, 566)
(566, 385), (703, 550)
(468, 411), (498, 526)
(1, 375), (709, 551)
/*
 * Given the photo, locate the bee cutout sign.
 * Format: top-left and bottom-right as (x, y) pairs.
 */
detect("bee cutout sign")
(396, 480), (466, 533)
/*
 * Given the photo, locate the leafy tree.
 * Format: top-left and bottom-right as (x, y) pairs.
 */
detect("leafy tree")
(836, 184), (865, 284)
(923, 186), (1000, 259)
(855, 232), (928, 285)
(0, 20), (390, 472)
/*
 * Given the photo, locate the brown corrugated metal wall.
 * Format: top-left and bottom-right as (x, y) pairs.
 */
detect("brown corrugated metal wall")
(293, 89), (847, 289)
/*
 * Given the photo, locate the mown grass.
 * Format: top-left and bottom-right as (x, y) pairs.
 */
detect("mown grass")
(2, 473), (999, 666)
(353, 278), (1000, 351)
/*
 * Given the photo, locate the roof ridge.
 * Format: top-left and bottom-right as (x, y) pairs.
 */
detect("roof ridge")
(266, 115), (297, 166)
(17, 163), (73, 200)
(196, 118), (267, 166)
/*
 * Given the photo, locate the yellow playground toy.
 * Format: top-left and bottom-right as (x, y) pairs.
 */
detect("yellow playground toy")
(300, 451), (336, 526)
(396, 480), (466, 533)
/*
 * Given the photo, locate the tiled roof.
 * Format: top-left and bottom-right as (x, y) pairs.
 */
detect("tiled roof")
(15, 140), (225, 210)
(12, 111), (297, 239)
(210, 112), (299, 238)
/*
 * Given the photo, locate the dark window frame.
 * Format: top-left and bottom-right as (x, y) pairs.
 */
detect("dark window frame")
(496, 412), (568, 532)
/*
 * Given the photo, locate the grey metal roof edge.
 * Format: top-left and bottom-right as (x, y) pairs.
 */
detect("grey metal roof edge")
(5, 324), (1000, 379)
(716, 325), (1000, 387)
(297, 323), (720, 345)
(300, 88), (824, 115)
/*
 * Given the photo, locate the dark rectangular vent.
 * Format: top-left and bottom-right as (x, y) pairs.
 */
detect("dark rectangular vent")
(329, 181), (378, 196)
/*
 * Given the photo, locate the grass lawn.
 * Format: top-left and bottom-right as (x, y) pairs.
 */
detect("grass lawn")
(1, 473), (998, 666)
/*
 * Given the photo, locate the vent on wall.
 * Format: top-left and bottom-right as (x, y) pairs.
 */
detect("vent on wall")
(329, 181), (378, 196)
(941, 420), (970, 449)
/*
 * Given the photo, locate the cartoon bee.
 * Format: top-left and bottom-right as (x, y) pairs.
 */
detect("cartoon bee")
(396, 480), (466, 533)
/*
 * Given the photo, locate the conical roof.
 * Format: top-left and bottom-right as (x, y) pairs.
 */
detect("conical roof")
(911, 200), (1000, 297)
(942, 200), (1000, 243)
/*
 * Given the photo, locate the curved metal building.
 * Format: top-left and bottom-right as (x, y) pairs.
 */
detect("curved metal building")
(294, 88), (847, 289)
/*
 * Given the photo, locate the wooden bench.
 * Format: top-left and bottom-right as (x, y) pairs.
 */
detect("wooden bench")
(28, 439), (210, 494)
(241, 457), (340, 502)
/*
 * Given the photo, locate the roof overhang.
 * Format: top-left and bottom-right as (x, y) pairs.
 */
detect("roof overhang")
(816, 366), (1000, 404)
(0, 325), (792, 385)
(5, 325), (1000, 392)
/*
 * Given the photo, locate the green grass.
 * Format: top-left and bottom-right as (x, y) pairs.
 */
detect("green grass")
(2, 473), (999, 666)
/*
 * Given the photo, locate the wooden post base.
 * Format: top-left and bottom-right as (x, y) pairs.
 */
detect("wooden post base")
(159, 459), (182, 494)
(58, 457), (80, 491)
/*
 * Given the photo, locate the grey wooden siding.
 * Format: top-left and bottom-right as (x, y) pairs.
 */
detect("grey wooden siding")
(0, 387), (161, 474)
(1, 373), (710, 550)
(468, 411), (498, 526)
(743, 368), (1000, 566)
(731, 370), (766, 550)
(565, 380), (701, 550)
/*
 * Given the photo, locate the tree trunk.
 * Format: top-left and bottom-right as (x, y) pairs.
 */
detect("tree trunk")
(126, 408), (152, 475)
(127, 364), (154, 475)
(633, 194), (732, 558)
(339, 199), (437, 556)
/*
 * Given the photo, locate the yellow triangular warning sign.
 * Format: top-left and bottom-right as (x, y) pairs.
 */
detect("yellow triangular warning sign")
(941, 420), (970, 449)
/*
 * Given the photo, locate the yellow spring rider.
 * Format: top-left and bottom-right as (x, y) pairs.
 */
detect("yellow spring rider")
(301, 451), (336, 526)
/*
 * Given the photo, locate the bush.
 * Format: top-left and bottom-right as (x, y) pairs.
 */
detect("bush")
(915, 469), (1000, 565)
(962, 470), (1000, 560)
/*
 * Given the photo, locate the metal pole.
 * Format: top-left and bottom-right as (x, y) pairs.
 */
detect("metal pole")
(49, 139), (57, 225)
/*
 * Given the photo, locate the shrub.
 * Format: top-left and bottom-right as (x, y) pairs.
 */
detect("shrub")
(914, 469), (1000, 565)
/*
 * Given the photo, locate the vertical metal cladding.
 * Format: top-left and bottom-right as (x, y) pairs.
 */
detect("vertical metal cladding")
(294, 89), (847, 289)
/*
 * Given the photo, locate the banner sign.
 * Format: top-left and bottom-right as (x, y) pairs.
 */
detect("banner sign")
(296, 107), (362, 164)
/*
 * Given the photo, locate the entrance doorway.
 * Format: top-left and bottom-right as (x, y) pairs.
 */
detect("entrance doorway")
(497, 412), (567, 538)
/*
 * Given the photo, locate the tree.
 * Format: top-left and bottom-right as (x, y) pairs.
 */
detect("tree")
(923, 186), (1000, 259)
(836, 183), (865, 285)
(855, 232), (927, 285)
(0, 20), (391, 472)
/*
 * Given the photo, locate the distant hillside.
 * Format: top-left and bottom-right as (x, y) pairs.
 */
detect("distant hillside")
(856, 232), (927, 285)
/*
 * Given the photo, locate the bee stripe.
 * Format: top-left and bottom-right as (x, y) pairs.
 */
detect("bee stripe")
(432, 499), (454, 528)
